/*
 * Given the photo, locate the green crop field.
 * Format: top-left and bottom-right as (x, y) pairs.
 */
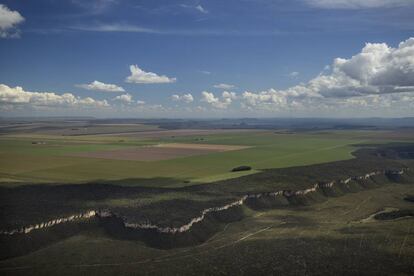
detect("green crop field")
(0, 129), (406, 187)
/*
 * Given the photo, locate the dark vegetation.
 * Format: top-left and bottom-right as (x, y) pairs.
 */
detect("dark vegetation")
(374, 209), (414, 220)
(1, 143), (412, 230)
(404, 195), (414, 202)
(356, 143), (414, 160)
(0, 219), (99, 260)
(0, 143), (414, 259)
(101, 205), (246, 250)
(231, 165), (252, 172)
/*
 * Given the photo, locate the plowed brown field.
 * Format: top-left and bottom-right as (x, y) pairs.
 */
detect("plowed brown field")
(70, 143), (250, 161)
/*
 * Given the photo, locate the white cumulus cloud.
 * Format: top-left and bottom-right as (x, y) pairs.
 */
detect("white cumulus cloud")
(241, 37), (414, 111)
(222, 91), (238, 100)
(242, 89), (290, 108)
(76, 80), (125, 92)
(112, 94), (145, 106)
(0, 4), (25, 38)
(201, 91), (236, 109)
(0, 84), (109, 109)
(171, 93), (194, 103)
(113, 93), (134, 104)
(126, 65), (176, 84)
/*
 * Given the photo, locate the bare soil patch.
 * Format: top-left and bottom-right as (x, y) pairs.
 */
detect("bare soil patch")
(155, 143), (249, 151)
(116, 129), (259, 138)
(70, 143), (250, 161)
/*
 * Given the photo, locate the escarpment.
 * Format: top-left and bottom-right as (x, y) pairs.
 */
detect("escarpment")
(2, 140), (414, 257)
(0, 210), (96, 235)
(1, 168), (411, 247)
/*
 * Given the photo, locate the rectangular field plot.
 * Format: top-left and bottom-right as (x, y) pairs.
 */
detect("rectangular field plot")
(115, 129), (259, 138)
(68, 143), (250, 161)
(0, 131), (370, 185)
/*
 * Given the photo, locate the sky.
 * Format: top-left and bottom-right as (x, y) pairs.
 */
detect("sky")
(0, 0), (414, 118)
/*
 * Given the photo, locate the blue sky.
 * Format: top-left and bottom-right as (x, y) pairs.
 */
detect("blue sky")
(0, 0), (414, 118)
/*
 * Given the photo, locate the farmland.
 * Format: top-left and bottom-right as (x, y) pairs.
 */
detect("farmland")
(0, 120), (396, 186)
(0, 118), (414, 275)
(0, 141), (414, 274)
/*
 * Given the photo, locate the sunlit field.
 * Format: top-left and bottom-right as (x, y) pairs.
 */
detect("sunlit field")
(0, 128), (391, 186)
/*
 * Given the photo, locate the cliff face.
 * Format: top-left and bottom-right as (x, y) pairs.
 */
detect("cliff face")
(1, 168), (410, 240)
(0, 211), (96, 235)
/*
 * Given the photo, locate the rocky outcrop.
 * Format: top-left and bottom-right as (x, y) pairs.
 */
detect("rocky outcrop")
(0, 210), (96, 235)
(1, 168), (410, 238)
(124, 197), (246, 234)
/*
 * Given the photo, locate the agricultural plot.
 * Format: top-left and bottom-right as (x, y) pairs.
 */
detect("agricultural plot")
(0, 127), (408, 186)
(0, 120), (413, 275)
(0, 122), (161, 136)
(107, 128), (259, 138)
(69, 143), (250, 161)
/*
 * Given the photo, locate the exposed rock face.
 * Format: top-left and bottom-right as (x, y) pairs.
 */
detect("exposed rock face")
(125, 197), (246, 234)
(0, 210), (96, 235)
(1, 168), (410, 237)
